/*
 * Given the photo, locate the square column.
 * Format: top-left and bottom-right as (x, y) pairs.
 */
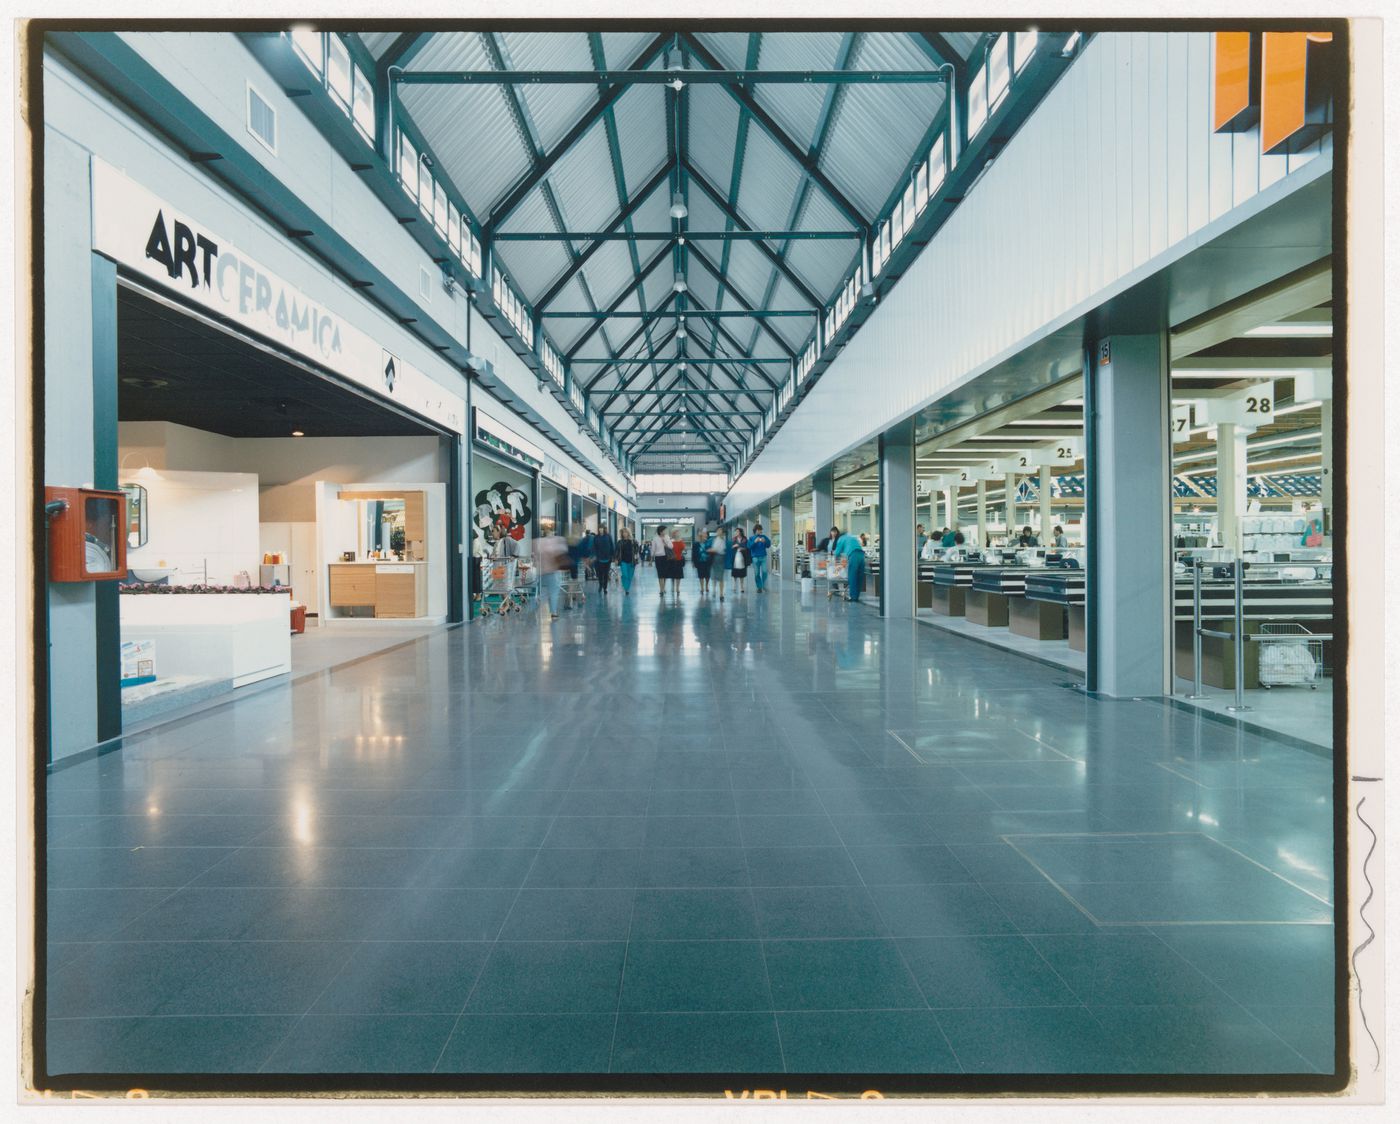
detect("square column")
(778, 488), (796, 579)
(813, 464), (835, 542)
(1039, 464), (1053, 540)
(976, 479), (987, 548)
(1086, 333), (1171, 697)
(1320, 399), (1333, 532)
(1216, 422), (1249, 556)
(880, 418), (917, 617)
(942, 487), (957, 533)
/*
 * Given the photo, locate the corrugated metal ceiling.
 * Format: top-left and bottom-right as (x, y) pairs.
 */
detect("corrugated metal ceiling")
(375, 27), (986, 467)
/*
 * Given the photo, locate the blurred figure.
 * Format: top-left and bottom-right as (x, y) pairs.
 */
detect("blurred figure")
(650, 525), (671, 592)
(669, 530), (686, 597)
(617, 526), (638, 595)
(593, 523), (615, 596)
(533, 530), (569, 619)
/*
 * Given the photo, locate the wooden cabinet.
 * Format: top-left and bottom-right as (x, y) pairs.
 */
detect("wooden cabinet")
(328, 564), (427, 618)
(329, 565), (376, 607)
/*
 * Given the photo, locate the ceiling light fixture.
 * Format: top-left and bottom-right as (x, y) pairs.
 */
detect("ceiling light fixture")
(673, 272), (688, 293)
(291, 429), (305, 437)
(670, 192), (688, 220)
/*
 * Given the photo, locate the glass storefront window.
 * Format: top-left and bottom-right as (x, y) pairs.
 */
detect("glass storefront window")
(472, 454), (535, 560)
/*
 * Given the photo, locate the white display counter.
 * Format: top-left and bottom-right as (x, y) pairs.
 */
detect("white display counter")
(119, 592), (292, 688)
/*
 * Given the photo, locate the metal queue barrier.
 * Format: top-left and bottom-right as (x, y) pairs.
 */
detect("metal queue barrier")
(1184, 558), (1334, 710)
(1189, 560), (1248, 711)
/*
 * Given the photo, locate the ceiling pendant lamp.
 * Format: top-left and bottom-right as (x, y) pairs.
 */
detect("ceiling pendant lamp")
(673, 271), (687, 293)
(670, 192), (688, 220)
(676, 317), (687, 341)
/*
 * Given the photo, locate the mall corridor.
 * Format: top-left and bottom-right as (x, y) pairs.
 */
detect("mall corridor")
(45, 581), (1334, 1077)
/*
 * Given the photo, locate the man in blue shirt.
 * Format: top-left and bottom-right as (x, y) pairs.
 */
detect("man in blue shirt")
(832, 530), (866, 603)
(748, 522), (772, 593)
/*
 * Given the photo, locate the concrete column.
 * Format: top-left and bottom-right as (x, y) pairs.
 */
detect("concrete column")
(1086, 333), (1171, 698)
(1319, 399), (1333, 533)
(880, 418), (917, 618)
(943, 487), (957, 533)
(976, 479), (987, 548)
(1039, 464), (1053, 540)
(778, 488), (796, 580)
(1004, 473), (1017, 536)
(1217, 422), (1249, 556)
(813, 464), (834, 542)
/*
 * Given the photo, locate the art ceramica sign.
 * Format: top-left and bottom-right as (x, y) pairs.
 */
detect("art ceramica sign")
(90, 159), (465, 435)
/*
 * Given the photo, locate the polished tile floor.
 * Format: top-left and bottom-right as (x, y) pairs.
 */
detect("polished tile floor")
(45, 580), (1337, 1079)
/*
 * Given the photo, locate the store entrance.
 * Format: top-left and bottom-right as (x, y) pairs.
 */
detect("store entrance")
(113, 280), (463, 725)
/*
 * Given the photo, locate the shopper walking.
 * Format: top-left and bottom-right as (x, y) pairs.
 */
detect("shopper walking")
(692, 527), (714, 595)
(651, 525), (671, 593)
(833, 528), (866, 603)
(593, 524), (615, 596)
(669, 531), (687, 597)
(532, 530), (569, 619)
(617, 526), (638, 595)
(728, 528), (751, 596)
(749, 522), (772, 592)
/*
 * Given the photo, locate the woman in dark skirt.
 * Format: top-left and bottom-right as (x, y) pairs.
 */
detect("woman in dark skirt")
(729, 528), (750, 596)
(691, 527), (713, 594)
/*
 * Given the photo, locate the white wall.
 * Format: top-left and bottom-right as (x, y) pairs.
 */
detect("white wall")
(119, 421), (447, 522)
(725, 31), (1333, 513)
(124, 469), (261, 585)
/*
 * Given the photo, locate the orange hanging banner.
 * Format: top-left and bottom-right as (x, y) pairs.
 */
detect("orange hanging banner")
(1213, 31), (1255, 131)
(1213, 30), (1335, 154)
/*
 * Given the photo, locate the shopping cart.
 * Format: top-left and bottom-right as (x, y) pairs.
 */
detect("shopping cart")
(812, 553), (849, 600)
(506, 558), (538, 613)
(1256, 622), (1324, 689)
(480, 557), (517, 615)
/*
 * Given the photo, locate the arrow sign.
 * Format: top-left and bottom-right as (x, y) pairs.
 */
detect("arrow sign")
(382, 350), (399, 394)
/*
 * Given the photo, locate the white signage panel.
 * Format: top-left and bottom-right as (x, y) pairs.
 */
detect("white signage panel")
(1170, 404), (1194, 443)
(91, 159), (464, 434)
(1200, 382), (1276, 430)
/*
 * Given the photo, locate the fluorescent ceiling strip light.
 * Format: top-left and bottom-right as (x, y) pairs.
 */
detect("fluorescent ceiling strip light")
(1241, 323), (1333, 338)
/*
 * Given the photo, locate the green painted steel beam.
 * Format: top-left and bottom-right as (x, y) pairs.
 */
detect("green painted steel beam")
(570, 357), (790, 364)
(544, 309), (814, 319)
(496, 229), (857, 241)
(395, 69), (964, 86)
(680, 32), (869, 232)
(483, 33), (671, 235)
(534, 164), (671, 310)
